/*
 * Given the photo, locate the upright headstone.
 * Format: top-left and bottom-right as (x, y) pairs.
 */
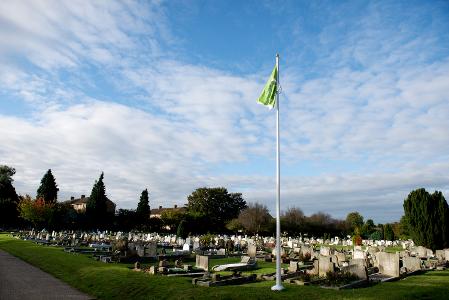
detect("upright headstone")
(318, 255), (334, 277)
(435, 250), (445, 262)
(195, 255), (209, 271)
(377, 252), (400, 277)
(341, 264), (367, 280)
(217, 248), (226, 256)
(444, 249), (449, 262)
(145, 242), (157, 257)
(193, 241), (200, 250)
(353, 249), (366, 260)
(349, 258), (367, 268)
(247, 242), (257, 258)
(402, 256), (421, 273)
(288, 261), (298, 273)
(320, 246), (331, 256)
(416, 246), (428, 258)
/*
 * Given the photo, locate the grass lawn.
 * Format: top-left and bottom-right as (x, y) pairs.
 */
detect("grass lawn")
(1, 234), (448, 299)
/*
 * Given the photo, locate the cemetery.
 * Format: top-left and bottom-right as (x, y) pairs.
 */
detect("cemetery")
(1, 229), (448, 298)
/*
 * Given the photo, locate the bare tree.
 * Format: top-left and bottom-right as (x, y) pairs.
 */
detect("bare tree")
(238, 202), (272, 234)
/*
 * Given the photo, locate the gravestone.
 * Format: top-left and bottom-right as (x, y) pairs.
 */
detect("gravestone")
(308, 259), (319, 275)
(377, 252), (400, 277)
(318, 255), (334, 277)
(195, 255), (209, 271)
(367, 246), (379, 256)
(416, 246), (428, 258)
(399, 250), (410, 258)
(148, 266), (157, 275)
(183, 243), (190, 251)
(402, 256), (421, 273)
(341, 264), (367, 280)
(247, 243), (257, 258)
(320, 246), (330, 256)
(435, 250), (445, 262)
(301, 246), (312, 257)
(193, 241), (200, 250)
(217, 248), (226, 256)
(288, 261), (298, 273)
(136, 245), (145, 257)
(444, 249), (449, 262)
(335, 252), (346, 264)
(353, 249), (366, 260)
(159, 259), (169, 267)
(145, 242), (157, 257)
(349, 258), (367, 268)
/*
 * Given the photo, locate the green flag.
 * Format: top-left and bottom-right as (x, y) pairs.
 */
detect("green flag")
(257, 64), (278, 109)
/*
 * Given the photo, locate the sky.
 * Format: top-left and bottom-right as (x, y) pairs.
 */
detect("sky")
(0, 0), (448, 223)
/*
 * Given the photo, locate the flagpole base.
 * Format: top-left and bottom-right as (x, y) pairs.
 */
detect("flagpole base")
(271, 284), (285, 291)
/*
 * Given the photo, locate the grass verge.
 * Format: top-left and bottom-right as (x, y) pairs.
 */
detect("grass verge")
(1, 234), (448, 299)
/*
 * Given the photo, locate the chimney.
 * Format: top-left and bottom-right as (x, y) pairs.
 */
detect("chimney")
(81, 195), (85, 199)
(70, 196), (74, 201)
(174, 205), (177, 209)
(159, 205), (162, 209)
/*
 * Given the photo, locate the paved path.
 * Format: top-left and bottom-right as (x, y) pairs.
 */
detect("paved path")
(0, 249), (93, 300)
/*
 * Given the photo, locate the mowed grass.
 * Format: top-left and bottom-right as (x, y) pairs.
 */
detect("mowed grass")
(1, 234), (448, 299)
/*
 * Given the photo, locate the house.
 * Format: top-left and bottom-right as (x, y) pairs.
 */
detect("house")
(150, 204), (186, 218)
(65, 195), (116, 214)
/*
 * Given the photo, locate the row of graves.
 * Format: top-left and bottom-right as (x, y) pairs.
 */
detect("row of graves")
(12, 230), (449, 289)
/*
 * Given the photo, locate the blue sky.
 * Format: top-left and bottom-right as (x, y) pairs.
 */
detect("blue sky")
(1, 0), (448, 223)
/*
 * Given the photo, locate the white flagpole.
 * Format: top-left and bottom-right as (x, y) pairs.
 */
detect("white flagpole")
(271, 53), (284, 291)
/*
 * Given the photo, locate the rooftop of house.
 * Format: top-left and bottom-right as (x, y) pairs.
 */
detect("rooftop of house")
(150, 205), (186, 215)
(64, 195), (116, 206)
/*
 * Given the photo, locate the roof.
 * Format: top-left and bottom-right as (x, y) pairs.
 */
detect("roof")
(150, 206), (186, 215)
(64, 196), (116, 207)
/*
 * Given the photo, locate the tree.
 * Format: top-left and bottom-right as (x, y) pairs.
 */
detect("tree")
(177, 219), (187, 239)
(361, 219), (376, 238)
(186, 187), (247, 232)
(383, 223), (395, 241)
(403, 188), (449, 250)
(305, 212), (341, 238)
(398, 215), (410, 239)
(281, 207), (305, 236)
(238, 202), (272, 234)
(18, 195), (55, 229)
(0, 165), (19, 227)
(86, 172), (109, 229)
(226, 218), (244, 233)
(115, 209), (137, 232)
(36, 169), (59, 203)
(160, 209), (185, 232)
(345, 211), (364, 234)
(136, 189), (150, 228)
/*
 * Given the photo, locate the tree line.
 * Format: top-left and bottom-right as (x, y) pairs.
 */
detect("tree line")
(1, 165), (448, 249)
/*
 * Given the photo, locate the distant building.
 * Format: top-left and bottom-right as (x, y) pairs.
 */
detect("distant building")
(64, 195), (116, 214)
(150, 204), (186, 218)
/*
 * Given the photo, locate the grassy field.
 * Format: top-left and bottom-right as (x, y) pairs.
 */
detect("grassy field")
(1, 234), (448, 300)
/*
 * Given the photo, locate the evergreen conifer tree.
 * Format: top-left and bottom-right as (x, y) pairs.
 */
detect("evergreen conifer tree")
(36, 169), (59, 203)
(0, 165), (19, 227)
(136, 188), (150, 226)
(136, 189), (150, 218)
(86, 172), (108, 228)
(403, 188), (449, 250)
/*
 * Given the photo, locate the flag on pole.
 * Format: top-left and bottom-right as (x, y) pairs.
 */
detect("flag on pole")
(257, 64), (278, 109)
